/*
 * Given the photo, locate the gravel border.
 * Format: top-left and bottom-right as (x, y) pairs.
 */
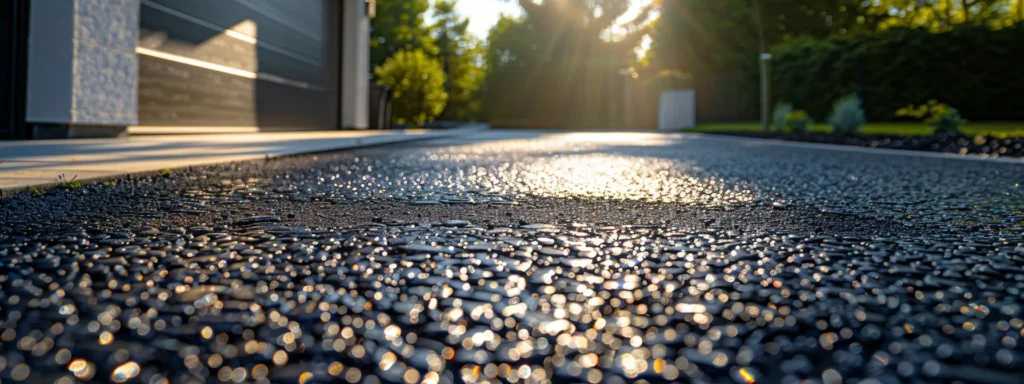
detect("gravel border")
(702, 131), (1024, 159)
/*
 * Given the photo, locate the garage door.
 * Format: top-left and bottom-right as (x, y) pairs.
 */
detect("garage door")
(137, 0), (339, 130)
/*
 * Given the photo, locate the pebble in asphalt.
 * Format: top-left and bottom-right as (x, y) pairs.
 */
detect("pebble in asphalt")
(1, 131), (1023, 383)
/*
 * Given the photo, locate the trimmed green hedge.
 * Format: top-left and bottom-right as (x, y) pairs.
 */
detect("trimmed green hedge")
(771, 25), (1024, 122)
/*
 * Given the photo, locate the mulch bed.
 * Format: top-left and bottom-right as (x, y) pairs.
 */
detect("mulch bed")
(711, 131), (1024, 159)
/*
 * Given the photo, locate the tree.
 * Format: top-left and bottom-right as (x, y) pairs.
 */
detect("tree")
(647, 0), (1022, 75)
(649, 1), (758, 75)
(370, 0), (437, 69)
(868, 0), (1020, 31)
(484, 0), (656, 128)
(374, 50), (448, 126)
(762, 0), (879, 39)
(432, 1), (486, 121)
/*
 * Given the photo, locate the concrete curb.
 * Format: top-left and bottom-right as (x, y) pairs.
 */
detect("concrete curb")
(0, 124), (489, 195)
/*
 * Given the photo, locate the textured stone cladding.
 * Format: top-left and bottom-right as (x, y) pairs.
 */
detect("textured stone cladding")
(71, 0), (139, 125)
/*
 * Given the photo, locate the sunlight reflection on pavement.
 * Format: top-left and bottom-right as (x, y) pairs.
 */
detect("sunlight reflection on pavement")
(1, 131), (1022, 383)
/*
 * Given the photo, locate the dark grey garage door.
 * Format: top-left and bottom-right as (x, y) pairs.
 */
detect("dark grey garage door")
(137, 0), (339, 129)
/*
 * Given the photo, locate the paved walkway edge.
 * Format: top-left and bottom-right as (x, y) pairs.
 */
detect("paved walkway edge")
(0, 124), (489, 195)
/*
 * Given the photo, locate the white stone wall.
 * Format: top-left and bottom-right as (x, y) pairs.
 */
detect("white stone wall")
(26, 0), (139, 127)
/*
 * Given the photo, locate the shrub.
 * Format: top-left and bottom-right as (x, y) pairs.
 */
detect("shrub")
(771, 25), (1024, 122)
(895, 100), (968, 135)
(829, 94), (866, 135)
(785, 110), (812, 133)
(373, 50), (448, 126)
(931, 109), (967, 136)
(772, 103), (793, 131)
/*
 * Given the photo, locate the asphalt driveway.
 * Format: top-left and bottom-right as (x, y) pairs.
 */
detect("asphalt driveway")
(1, 130), (1022, 383)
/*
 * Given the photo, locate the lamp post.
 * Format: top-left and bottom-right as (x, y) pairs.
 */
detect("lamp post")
(618, 68), (637, 129)
(754, 0), (771, 132)
(760, 53), (772, 131)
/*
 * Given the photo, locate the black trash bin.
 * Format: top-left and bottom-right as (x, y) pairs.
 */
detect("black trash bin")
(369, 83), (394, 130)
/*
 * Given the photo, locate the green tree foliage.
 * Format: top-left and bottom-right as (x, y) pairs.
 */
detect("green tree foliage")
(484, 0), (655, 128)
(870, 0), (1023, 31)
(370, 0), (437, 68)
(648, 0), (1023, 56)
(760, 0), (880, 40)
(373, 50), (448, 126)
(771, 25), (1024, 122)
(648, 0), (757, 74)
(645, 0), (889, 75)
(432, 1), (486, 121)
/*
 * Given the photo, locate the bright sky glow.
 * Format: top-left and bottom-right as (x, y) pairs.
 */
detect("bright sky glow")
(425, 0), (524, 40)
(426, 0), (653, 40)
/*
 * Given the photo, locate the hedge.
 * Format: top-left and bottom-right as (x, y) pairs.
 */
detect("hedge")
(771, 25), (1024, 122)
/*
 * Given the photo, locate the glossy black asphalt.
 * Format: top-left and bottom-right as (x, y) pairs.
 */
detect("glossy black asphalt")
(1, 130), (1022, 383)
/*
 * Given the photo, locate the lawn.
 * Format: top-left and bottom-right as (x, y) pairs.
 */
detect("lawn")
(692, 122), (1024, 138)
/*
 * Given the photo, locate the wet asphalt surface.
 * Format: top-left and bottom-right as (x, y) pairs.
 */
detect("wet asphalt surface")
(1, 130), (1023, 384)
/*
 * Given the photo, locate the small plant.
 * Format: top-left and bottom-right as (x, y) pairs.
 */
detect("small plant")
(159, 168), (174, 177)
(58, 174), (82, 189)
(828, 94), (866, 135)
(772, 103), (793, 131)
(27, 185), (44, 197)
(931, 108), (967, 136)
(785, 110), (812, 133)
(895, 100), (967, 136)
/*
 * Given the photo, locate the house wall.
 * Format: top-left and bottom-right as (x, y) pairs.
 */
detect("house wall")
(25, 0), (139, 137)
(19, 0), (370, 138)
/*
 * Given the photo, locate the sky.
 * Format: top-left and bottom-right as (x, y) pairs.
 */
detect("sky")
(425, 0), (524, 39)
(425, 0), (654, 40)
